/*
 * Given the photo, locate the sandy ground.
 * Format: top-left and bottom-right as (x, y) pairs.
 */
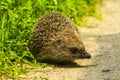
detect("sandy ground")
(20, 0), (120, 80)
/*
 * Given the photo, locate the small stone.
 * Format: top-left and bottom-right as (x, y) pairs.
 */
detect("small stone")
(102, 69), (110, 72)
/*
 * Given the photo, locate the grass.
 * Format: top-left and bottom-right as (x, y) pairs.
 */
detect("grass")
(0, 0), (102, 79)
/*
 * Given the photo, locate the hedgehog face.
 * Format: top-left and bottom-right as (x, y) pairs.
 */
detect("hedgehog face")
(54, 39), (91, 60)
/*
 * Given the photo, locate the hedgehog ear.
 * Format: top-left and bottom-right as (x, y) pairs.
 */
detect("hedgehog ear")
(55, 40), (62, 45)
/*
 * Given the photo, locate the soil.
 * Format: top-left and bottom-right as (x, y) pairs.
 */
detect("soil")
(20, 0), (120, 80)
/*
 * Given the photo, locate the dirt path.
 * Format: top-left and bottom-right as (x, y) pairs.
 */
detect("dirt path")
(21, 0), (120, 80)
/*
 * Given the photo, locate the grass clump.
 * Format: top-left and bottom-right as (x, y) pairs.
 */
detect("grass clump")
(0, 0), (102, 79)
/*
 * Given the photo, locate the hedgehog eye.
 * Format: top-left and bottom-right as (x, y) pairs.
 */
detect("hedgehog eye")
(69, 47), (79, 54)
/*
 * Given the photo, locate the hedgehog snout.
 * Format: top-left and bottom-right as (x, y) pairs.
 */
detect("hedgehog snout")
(69, 47), (91, 59)
(79, 51), (91, 59)
(84, 52), (91, 59)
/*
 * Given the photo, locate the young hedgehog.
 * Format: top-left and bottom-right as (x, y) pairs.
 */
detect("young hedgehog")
(30, 12), (91, 64)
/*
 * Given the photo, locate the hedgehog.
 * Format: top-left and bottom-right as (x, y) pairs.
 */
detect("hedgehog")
(29, 12), (91, 64)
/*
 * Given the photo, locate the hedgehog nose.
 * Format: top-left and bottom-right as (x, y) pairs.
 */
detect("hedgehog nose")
(86, 53), (91, 59)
